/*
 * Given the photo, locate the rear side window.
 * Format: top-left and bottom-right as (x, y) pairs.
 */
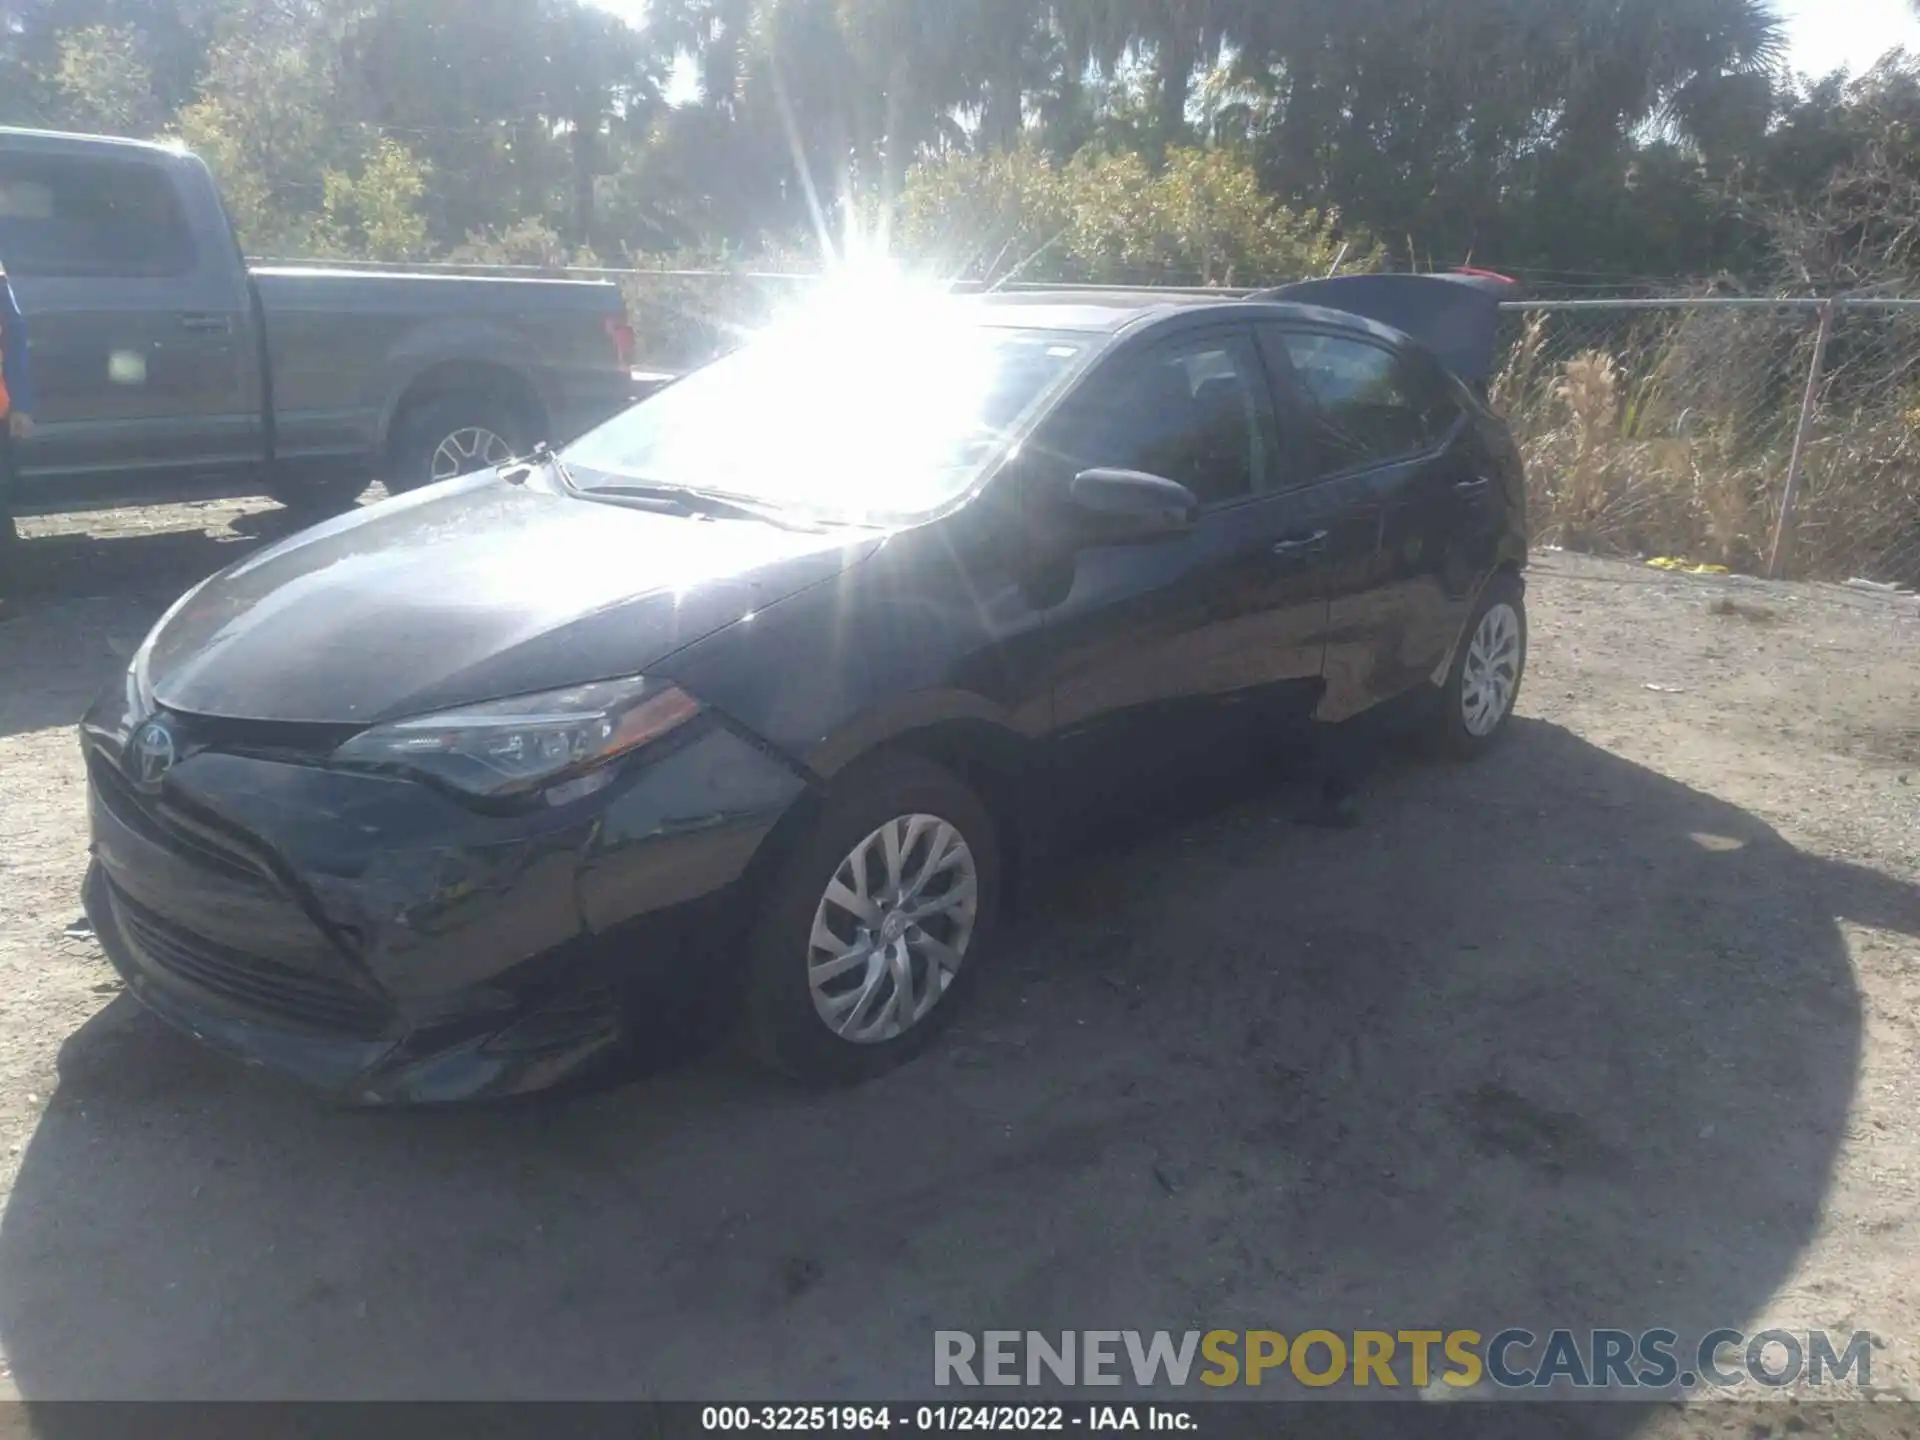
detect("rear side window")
(0, 153), (196, 279)
(1053, 331), (1275, 508)
(1271, 330), (1435, 476)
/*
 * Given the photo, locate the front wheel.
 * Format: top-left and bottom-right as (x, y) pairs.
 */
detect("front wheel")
(741, 755), (1002, 1084)
(1431, 572), (1527, 758)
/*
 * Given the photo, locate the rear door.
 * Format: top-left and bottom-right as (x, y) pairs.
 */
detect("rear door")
(1030, 323), (1334, 761)
(1260, 326), (1476, 716)
(0, 147), (263, 502)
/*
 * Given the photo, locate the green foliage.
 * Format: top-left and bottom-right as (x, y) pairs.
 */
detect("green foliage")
(894, 144), (1073, 281)
(449, 218), (602, 270)
(319, 138), (432, 262)
(51, 23), (161, 136)
(896, 143), (1375, 286)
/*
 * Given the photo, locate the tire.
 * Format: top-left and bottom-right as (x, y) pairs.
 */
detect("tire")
(741, 754), (1002, 1084)
(385, 393), (536, 495)
(265, 473), (370, 516)
(1431, 570), (1528, 759)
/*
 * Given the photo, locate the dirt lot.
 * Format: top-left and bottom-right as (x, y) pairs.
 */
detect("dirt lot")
(0, 499), (1916, 1424)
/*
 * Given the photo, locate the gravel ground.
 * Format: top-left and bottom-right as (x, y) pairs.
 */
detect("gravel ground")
(0, 499), (1916, 1428)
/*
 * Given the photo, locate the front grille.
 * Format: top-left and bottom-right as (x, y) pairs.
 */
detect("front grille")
(111, 887), (393, 1039)
(88, 751), (272, 886)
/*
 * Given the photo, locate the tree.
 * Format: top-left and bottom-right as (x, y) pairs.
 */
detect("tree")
(1, 0), (1908, 294)
(170, 0), (433, 259)
(896, 141), (1375, 285)
(50, 23), (161, 135)
(320, 136), (432, 260)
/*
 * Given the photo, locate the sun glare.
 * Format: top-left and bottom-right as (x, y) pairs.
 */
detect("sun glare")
(714, 271), (1002, 515)
(566, 194), (1086, 524)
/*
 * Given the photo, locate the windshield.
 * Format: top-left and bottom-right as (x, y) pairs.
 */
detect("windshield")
(563, 311), (1091, 525)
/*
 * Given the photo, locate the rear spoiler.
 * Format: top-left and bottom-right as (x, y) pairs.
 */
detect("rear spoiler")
(1253, 270), (1518, 389)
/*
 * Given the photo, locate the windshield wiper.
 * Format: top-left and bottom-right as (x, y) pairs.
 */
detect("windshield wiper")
(580, 480), (828, 530)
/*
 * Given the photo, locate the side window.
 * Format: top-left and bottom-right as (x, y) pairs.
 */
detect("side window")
(0, 153), (197, 280)
(1056, 331), (1273, 508)
(1272, 330), (1435, 476)
(1404, 347), (1468, 437)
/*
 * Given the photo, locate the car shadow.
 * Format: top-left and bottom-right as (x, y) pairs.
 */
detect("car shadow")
(0, 719), (1908, 1413)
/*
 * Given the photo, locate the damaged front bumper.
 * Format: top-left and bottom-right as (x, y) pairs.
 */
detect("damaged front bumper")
(79, 694), (809, 1105)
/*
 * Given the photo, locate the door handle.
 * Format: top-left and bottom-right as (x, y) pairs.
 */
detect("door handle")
(1270, 529), (1329, 559)
(1453, 477), (1492, 497)
(179, 314), (232, 334)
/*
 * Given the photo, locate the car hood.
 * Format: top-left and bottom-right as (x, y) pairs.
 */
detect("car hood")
(145, 475), (882, 725)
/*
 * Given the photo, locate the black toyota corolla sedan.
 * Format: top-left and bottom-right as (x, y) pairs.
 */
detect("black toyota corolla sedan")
(79, 272), (1529, 1104)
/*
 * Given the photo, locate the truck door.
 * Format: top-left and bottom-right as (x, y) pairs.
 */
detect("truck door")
(0, 144), (265, 506)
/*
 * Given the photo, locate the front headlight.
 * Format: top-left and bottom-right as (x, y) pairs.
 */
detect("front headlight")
(331, 677), (702, 805)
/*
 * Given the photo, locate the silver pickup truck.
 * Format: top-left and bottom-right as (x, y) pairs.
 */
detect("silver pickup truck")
(0, 127), (639, 525)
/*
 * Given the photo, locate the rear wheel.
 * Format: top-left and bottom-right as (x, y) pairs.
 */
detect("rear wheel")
(742, 755), (1001, 1084)
(1431, 571), (1527, 758)
(386, 393), (536, 494)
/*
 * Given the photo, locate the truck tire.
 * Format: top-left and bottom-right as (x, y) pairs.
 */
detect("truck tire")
(386, 394), (537, 494)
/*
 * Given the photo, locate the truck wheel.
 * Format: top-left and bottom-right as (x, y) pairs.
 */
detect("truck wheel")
(266, 474), (370, 516)
(387, 394), (536, 494)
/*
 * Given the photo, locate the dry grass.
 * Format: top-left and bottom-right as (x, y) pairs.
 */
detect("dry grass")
(1497, 308), (1920, 585)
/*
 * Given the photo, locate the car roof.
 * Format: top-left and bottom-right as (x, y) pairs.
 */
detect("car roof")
(968, 288), (1410, 349)
(0, 125), (187, 161)
(968, 289), (1241, 333)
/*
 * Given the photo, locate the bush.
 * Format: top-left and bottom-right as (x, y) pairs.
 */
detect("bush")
(448, 218), (600, 270)
(895, 143), (1378, 287)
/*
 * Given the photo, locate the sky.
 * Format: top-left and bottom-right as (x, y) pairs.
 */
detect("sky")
(1780, 0), (1916, 78)
(590, 0), (1919, 95)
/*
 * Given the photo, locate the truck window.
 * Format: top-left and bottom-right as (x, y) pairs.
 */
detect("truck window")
(0, 152), (197, 280)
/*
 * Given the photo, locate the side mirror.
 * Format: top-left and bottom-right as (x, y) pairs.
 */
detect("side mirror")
(1068, 468), (1199, 541)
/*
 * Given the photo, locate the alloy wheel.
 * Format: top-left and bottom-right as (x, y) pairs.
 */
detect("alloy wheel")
(431, 426), (514, 482)
(1461, 600), (1523, 737)
(807, 813), (979, 1044)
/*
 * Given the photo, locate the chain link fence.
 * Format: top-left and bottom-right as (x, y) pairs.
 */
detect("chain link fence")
(1496, 298), (1920, 587)
(574, 269), (1920, 586)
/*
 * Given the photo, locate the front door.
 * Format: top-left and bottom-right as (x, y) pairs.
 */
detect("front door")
(0, 147), (262, 503)
(1024, 324), (1336, 776)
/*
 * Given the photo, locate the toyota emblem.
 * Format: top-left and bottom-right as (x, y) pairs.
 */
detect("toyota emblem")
(128, 719), (177, 790)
